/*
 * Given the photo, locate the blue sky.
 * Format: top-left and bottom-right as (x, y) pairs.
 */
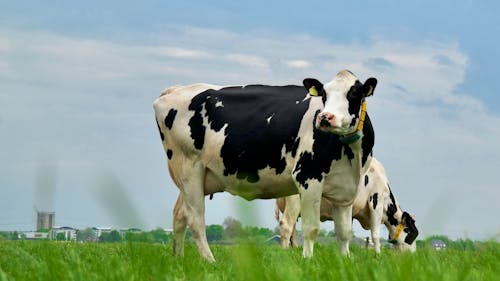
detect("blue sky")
(1, 1), (499, 240)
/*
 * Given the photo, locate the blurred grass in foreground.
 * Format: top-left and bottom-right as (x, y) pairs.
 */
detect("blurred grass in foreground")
(0, 240), (499, 281)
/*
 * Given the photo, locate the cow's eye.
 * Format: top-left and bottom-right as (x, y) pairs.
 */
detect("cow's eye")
(347, 81), (363, 100)
(347, 89), (361, 100)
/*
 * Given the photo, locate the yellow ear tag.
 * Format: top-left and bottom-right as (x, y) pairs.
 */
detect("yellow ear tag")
(366, 85), (373, 97)
(394, 223), (404, 240)
(309, 86), (319, 96)
(356, 100), (367, 132)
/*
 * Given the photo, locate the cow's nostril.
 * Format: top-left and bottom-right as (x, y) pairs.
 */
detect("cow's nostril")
(318, 113), (335, 127)
(322, 112), (334, 120)
(320, 118), (330, 127)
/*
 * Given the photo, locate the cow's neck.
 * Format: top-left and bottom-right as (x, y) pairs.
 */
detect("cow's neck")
(360, 114), (374, 168)
(346, 141), (365, 182)
(332, 112), (374, 187)
(338, 102), (375, 179)
(337, 114), (374, 175)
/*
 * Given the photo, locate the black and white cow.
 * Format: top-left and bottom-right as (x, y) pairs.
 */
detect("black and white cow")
(275, 158), (419, 254)
(153, 70), (378, 262)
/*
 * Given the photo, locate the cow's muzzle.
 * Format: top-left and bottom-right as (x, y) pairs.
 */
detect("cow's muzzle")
(317, 112), (335, 128)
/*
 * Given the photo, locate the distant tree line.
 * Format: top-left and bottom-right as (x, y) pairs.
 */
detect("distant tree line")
(417, 235), (481, 250)
(0, 217), (277, 244)
(74, 228), (172, 243)
(80, 217), (280, 244)
(2, 221), (494, 248)
(0, 231), (20, 240)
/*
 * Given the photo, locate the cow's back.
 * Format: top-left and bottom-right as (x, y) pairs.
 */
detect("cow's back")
(154, 84), (317, 199)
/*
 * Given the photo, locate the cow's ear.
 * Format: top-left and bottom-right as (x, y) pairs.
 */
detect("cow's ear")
(362, 77), (377, 97)
(402, 211), (411, 224)
(303, 78), (324, 97)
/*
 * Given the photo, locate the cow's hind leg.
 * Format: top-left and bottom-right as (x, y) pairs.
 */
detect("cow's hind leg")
(279, 223), (293, 248)
(280, 195), (301, 248)
(332, 204), (353, 256)
(173, 194), (187, 257)
(370, 197), (383, 255)
(290, 224), (298, 247)
(178, 163), (215, 262)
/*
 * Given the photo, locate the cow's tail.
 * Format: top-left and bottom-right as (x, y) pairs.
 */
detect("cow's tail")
(274, 200), (281, 222)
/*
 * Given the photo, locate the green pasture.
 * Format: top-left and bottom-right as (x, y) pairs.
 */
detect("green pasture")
(0, 240), (499, 281)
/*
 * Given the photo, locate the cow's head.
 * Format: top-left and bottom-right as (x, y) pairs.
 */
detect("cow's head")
(390, 211), (419, 252)
(303, 70), (377, 136)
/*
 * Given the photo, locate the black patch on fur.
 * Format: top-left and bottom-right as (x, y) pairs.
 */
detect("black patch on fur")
(165, 109), (178, 130)
(402, 212), (419, 244)
(291, 137), (300, 158)
(188, 100), (206, 150)
(156, 120), (164, 141)
(347, 81), (363, 101)
(372, 193), (378, 210)
(364, 175), (369, 186)
(167, 149), (173, 160)
(347, 82), (363, 127)
(386, 185), (399, 226)
(361, 115), (374, 166)
(188, 85), (310, 182)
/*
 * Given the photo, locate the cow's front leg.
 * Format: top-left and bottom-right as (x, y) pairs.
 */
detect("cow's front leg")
(299, 184), (322, 258)
(332, 204), (353, 256)
(371, 225), (381, 255)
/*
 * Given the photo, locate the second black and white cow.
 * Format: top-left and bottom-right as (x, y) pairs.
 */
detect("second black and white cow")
(275, 158), (419, 253)
(153, 70), (378, 262)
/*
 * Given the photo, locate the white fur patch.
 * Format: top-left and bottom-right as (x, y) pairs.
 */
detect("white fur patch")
(321, 70), (358, 131)
(266, 113), (275, 124)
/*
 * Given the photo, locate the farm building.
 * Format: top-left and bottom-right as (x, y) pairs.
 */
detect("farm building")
(50, 226), (77, 241)
(431, 239), (447, 250)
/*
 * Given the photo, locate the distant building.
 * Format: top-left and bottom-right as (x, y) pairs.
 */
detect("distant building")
(119, 228), (142, 238)
(92, 227), (112, 238)
(50, 226), (77, 241)
(265, 235), (281, 244)
(36, 211), (55, 230)
(23, 231), (49, 240)
(431, 239), (447, 250)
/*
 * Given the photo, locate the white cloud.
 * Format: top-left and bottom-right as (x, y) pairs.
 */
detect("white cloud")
(1, 27), (499, 239)
(146, 46), (211, 59)
(225, 53), (270, 69)
(285, 60), (311, 69)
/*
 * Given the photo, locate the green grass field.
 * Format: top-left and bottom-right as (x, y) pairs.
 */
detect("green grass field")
(1, 240), (499, 281)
